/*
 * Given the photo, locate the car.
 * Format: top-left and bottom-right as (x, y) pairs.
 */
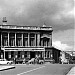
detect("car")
(25, 57), (30, 63)
(27, 58), (35, 64)
(16, 58), (24, 64)
(38, 58), (45, 64)
(69, 59), (74, 64)
(0, 59), (13, 65)
(61, 59), (69, 64)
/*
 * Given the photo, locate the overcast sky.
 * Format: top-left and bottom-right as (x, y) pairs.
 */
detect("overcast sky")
(0, 0), (74, 51)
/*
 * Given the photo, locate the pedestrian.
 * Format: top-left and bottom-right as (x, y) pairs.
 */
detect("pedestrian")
(14, 57), (16, 64)
(23, 58), (25, 64)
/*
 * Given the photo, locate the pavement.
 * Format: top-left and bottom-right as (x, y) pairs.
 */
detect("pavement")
(0, 65), (15, 71)
(67, 66), (75, 75)
(0, 64), (75, 75)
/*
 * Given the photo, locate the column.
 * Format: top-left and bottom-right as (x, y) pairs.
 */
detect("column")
(28, 33), (30, 46)
(35, 34), (36, 46)
(49, 34), (52, 47)
(1, 33), (2, 47)
(15, 33), (16, 46)
(42, 51), (45, 58)
(22, 33), (23, 46)
(51, 33), (52, 46)
(49, 51), (50, 58)
(44, 51), (45, 60)
(51, 50), (53, 59)
(8, 33), (9, 46)
(37, 33), (40, 47)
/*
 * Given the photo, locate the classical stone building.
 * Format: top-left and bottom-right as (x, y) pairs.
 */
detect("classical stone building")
(0, 18), (60, 63)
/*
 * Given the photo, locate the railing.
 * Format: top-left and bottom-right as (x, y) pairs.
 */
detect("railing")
(0, 25), (52, 31)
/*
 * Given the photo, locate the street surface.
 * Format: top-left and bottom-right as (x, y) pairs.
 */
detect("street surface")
(0, 64), (75, 75)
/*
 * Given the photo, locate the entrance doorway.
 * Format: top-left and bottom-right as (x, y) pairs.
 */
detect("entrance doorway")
(30, 52), (35, 59)
(5, 52), (8, 60)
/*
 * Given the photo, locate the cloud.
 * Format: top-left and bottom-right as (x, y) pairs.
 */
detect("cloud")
(0, 0), (74, 51)
(52, 41), (73, 51)
(53, 29), (75, 51)
(0, 0), (74, 30)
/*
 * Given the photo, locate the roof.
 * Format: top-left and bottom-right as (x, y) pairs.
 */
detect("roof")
(0, 24), (53, 31)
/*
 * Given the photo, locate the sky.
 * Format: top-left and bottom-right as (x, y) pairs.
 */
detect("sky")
(0, 0), (74, 51)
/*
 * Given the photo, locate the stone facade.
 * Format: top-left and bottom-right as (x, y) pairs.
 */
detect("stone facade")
(0, 24), (60, 63)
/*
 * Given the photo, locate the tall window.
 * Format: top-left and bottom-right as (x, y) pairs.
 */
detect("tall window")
(2, 33), (8, 46)
(23, 33), (28, 46)
(16, 33), (22, 46)
(9, 33), (15, 46)
(30, 33), (35, 46)
(41, 38), (49, 47)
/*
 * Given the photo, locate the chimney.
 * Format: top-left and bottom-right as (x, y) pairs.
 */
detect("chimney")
(2, 17), (7, 25)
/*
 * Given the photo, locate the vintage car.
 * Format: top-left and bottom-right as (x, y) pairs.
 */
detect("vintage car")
(61, 59), (69, 64)
(0, 59), (13, 65)
(38, 58), (45, 64)
(27, 58), (35, 64)
(16, 58), (25, 64)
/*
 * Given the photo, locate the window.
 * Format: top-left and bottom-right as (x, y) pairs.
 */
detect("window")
(24, 33), (28, 46)
(2, 33), (8, 46)
(30, 38), (35, 46)
(10, 39), (15, 46)
(30, 33), (35, 46)
(16, 33), (22, 46)
(24, 39), (28, 46)
(17, 39), (22, 46)
(4, 39), (8, 46)
(9, 33), (15, 46)
(41, 38), (50, 47)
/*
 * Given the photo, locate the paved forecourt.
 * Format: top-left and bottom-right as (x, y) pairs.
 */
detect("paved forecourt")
(0, 64), (75, 75)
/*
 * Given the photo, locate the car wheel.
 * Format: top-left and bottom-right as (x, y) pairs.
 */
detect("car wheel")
(7, 62), (10, 65)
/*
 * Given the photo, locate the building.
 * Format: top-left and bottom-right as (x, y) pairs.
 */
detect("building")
(0, 18), (60, 63)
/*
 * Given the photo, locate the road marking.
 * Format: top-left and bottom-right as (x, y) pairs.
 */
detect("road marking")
(17, 66), (45, 75)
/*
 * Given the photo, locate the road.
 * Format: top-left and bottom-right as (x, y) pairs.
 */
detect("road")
(0, 64), (75, 75)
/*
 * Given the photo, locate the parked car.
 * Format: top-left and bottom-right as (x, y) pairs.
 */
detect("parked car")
(27, 58), (35, 64)
(61, 59), (69, 64)
(69, 59), (74, 64)
(25, 57), (30, 63)
(38, 58), (45, 64)
(71, 56), (75, 64)
(0, 59), (13, 65)
(16, 58), (24, 64)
